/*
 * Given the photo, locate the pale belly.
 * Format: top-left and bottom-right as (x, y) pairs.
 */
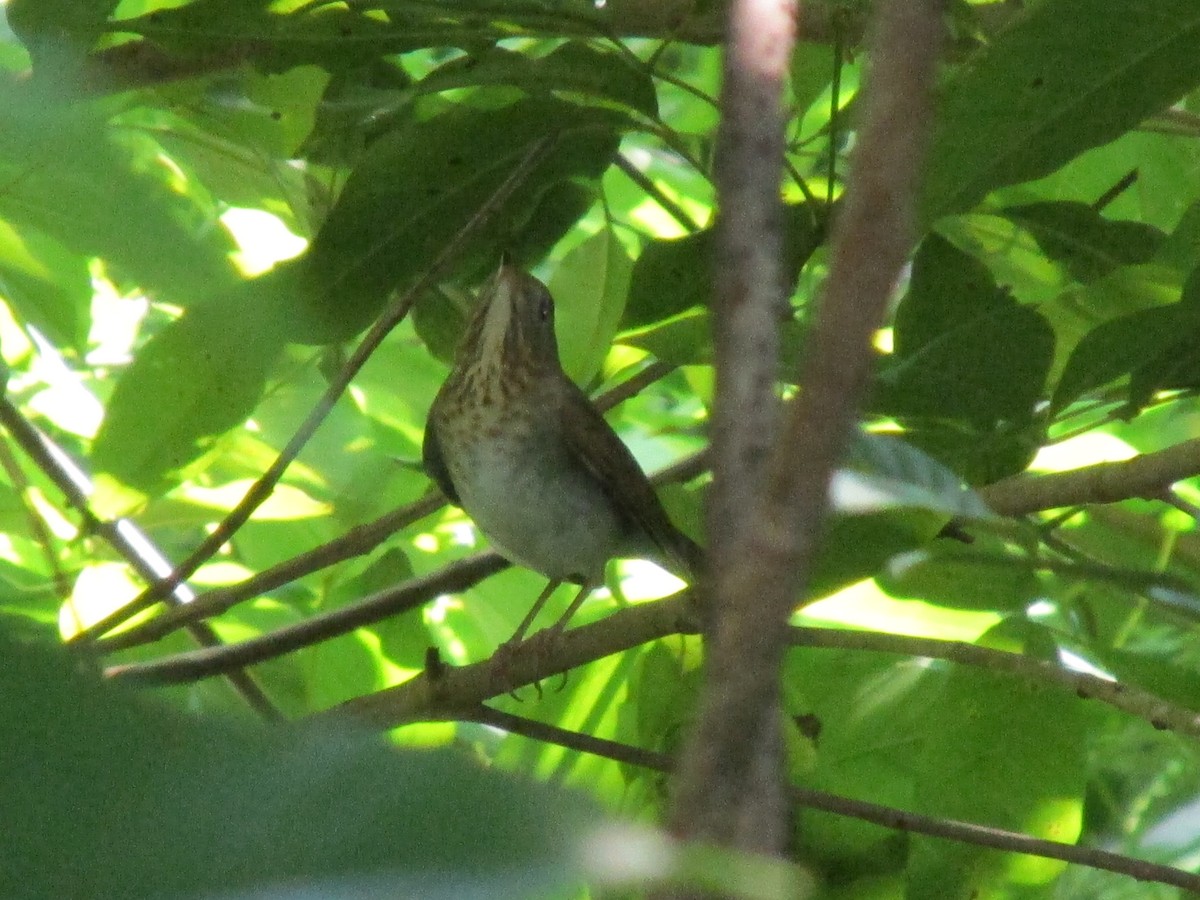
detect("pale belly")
(447, 437), (628, 584)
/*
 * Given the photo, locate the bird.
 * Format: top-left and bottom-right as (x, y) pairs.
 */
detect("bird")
(422, 260), (702, 645)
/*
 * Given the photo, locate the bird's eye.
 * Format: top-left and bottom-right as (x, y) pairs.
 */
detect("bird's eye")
(538, 294), (553, 322)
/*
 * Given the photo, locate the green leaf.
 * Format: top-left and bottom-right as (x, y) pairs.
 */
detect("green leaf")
(115, 1), (411, 74)
(1003, 201), (1165, 283)
(881, 235), (1054, 423)
(835, 432), (994, 521)
(631, 643), (701, 757)
(894, 418), (1044, 486)
(549, 229), (632, 386)
(1158, 198), (1200, 272)
(625, 229), (713, 329)
(1052, 303), (1198, 411)
(807, 432), (983, 601)
(0, 82), (241, 307)
(625, 202), (821, 329)
(909, 623), (1087, 899)
(414, 44), (658, 118)
(209, 65), (331, 158)
(878, 542), (1040, 613)
(291, 95), (624, 343)
(620, 309), (712, 366)
(789, 42), (836, 119)
(1094, 645), (1200, 716)
(923, 0), (1200, 219)
(1053, 266), (1200, 411)
(809, 509), (947, 602)
(0, 634), (593, 900)
(91, 285), (289, 492)
(0, 220), (91, 351)
(790, 649), (932, 874)
(884, 305), (1054, 421)
(6, 0), (117, 68)
(322, 548), (425, 670)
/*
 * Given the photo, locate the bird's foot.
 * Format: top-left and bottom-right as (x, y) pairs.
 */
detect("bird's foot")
(488, 625), (571, 699)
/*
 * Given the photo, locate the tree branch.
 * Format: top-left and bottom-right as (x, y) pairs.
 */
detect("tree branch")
(671, 0), (944, 856)
(71, 1), (1022, 95)
(105, 553), (511, 685)
(330, 676), (1200, 893)
(304, 593), (699, 728)
(672, 0), (797, 859)
(979, 437), (1200, 517)
(95, 494), (445, 652)
(788, 627), (1200, 739)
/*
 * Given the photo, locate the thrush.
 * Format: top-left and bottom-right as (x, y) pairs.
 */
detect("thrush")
(423, 261), (702, 643)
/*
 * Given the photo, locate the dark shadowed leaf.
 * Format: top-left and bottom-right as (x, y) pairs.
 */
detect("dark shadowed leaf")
(1003, 201), (1165, 283)
(290, 95), (624, 343)
(0, 634), (592, 900)
(625, 202), (821, 329)
(6, 0), (118, 67)
(1053, 266), (1200, 412)
(881, 235), (1054, 423)
(413, 43), (658, 118)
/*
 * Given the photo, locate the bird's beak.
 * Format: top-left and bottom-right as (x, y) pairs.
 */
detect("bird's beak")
(487, 259), (523, 309)
(477, 260), (520, 350)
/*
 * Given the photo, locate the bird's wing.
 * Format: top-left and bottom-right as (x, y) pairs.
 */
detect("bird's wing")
(421, 417), (461, 505)
(560, 381), (699, 579)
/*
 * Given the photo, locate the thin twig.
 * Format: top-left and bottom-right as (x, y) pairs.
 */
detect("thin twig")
(106, 553), (509, 685)
(0, 433), (70, 598)
(614, 153), (702, 233)
(788, 627), (1200, 738)
(0, 399), (282, 720)
(97, 493), (444, 651)
(465, 704), (671, 770)
(594, 359), (677, 412)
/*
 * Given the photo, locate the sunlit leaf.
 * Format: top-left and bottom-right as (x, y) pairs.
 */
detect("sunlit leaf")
(910, 622), (1087, 898)
(550, 228), (632, 385)
(0, 82), (241, 306)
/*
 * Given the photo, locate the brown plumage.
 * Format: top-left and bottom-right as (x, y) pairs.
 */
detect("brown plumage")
(423, 262), (701, 591)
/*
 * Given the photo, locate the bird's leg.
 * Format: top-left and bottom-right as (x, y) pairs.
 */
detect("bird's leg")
(537, 583), (594, 693)
(507, 579), (563, 647)
(491, 580), (594, 697)
(490, 579), (561, 696)
(537, 582), (593, 642)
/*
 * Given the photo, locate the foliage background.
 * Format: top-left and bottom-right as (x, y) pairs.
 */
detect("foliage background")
(5, 0), (1200, 897)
